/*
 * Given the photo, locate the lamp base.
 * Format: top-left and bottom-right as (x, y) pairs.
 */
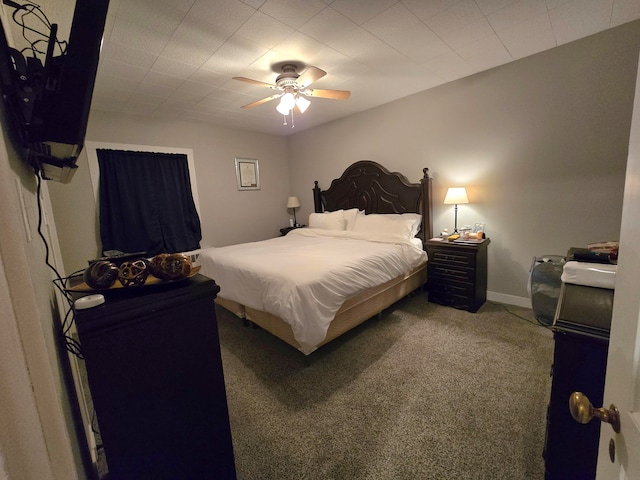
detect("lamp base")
(453, 204), (459, 234)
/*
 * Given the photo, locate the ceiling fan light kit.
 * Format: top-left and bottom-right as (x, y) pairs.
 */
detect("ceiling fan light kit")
(279, 91), (296, 110)
(233, 63), (351, 128)
(296, 95), (310, 113)
(276, 101), (290, 116)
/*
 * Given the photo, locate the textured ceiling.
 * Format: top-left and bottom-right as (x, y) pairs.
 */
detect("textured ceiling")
(8, 0), (640, 136)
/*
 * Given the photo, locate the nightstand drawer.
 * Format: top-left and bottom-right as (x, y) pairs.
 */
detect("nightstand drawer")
(428, 282), (474, 310)
(429, 249), (475, 268)
(429, 264), (475, 283)
(428, 280), (474, 297)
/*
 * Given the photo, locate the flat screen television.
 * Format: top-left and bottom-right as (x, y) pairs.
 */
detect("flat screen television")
(0, 0), (109, 183)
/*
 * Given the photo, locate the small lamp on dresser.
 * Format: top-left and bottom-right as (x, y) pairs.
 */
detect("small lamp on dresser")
(287, 196), (301, 227)
(444, 187), (469, 234)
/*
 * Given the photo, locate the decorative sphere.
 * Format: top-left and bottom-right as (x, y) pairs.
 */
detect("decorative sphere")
(148, 253), (169, 279)
(161, 253), (192, 280)
(117, 258), (150, 287)
(148, 253), (192, 281)
(83, 260), (119, 289)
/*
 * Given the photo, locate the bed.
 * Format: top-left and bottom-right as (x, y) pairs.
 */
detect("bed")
(199, 160), (433, 354)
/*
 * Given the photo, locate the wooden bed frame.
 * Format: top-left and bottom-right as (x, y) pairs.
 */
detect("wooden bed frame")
(216, 160), (433, 353)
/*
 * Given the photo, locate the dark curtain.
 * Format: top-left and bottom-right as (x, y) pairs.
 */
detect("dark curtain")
(97, 149), (202, 256)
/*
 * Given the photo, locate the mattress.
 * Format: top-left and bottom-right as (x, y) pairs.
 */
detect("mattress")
(199, 228), (426, 353)
(560, 260), (617, 289)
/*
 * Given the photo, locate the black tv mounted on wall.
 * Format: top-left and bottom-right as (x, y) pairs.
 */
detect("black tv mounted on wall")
(0, 0), (109, 183)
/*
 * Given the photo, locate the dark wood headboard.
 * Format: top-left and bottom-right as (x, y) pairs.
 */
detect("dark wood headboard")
(312, 161), (433, 243)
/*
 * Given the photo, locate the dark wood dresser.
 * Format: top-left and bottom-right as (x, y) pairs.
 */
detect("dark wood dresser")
(544, 328), (608, 479)
(74, 274), (236, 480)
(543, 254), (614, 480)
(424, 238), (490, 312)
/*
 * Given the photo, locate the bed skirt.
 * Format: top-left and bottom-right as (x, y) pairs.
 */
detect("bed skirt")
(215, 261), (427, 353)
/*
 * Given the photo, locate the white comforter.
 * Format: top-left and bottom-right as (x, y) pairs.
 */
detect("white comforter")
(198, 228), (427, 354)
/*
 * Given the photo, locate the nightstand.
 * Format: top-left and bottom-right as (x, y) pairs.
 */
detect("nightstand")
(280, 225), (306, 236)
(424, 238), (490, 312)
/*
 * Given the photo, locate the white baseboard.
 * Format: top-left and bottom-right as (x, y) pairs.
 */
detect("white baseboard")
(487, 291), (532, 309)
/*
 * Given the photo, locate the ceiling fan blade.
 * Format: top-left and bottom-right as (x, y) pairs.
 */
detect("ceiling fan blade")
(297, 66), (326, 89)
(304, 88), (351, 100)
(241, 94), (281, 109)
(233, 76), (276, 89)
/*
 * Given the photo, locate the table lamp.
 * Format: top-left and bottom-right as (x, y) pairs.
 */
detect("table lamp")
(286, 196), (301, 227)
(444, 187), (469, 234)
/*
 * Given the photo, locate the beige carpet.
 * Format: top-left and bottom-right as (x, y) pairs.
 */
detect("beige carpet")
(217, 294), (554, 480)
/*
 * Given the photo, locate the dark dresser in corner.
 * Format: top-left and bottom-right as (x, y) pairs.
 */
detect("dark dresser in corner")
(74, 274), (236, 480)
(543, 249), (614, 480)
(424, 238), (490, 312)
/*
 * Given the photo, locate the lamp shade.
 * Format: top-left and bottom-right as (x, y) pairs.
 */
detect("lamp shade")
(444, 187), (469, 205)
(286, 196), (301, 209)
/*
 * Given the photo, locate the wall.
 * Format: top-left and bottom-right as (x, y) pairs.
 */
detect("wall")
(287, 20), (640, 304)
(48, 110), (290, 274)
(49, 22), (640, 302)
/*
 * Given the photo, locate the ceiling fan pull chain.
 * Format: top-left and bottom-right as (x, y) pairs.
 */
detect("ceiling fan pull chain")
(291, 109), (295, 128)
(282, 114), (287, 126)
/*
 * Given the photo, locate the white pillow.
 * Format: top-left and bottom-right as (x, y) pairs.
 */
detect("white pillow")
(354, 213), (421, 238)
(308, 210), (346, 230)
(352, 213), (414, 240)
(343, 208), (361, 230)
(379, 213), (422, 237)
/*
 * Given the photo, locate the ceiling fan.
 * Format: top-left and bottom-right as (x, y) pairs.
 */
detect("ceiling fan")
(232, 63), (351, 120)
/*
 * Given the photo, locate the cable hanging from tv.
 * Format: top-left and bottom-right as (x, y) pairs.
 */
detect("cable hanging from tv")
(3, 0), (67, 59)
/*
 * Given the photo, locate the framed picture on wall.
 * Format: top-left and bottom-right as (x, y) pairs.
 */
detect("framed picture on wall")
(235, 157), (260, 190)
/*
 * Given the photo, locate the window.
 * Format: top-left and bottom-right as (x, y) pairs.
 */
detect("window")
(96, 148), (201, 256)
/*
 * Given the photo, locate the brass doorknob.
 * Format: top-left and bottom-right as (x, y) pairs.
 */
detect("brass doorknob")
(569, 392), (620, 433)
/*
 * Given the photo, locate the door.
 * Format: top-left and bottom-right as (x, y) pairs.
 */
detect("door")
(595, 53), (640, 479)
